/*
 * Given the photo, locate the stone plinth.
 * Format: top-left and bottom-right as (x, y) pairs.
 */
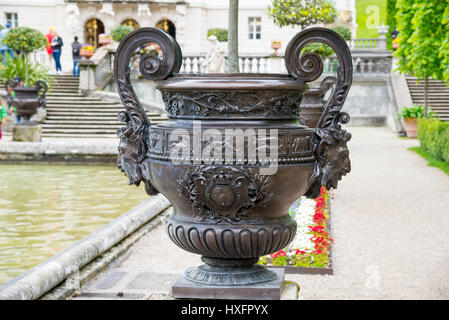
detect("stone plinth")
(12, 125), (42, 142)
(172, 268), (285, 300)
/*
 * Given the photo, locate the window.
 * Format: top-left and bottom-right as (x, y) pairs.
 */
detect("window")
(248, 17), (261, 40)
(5, 13), (18, 27)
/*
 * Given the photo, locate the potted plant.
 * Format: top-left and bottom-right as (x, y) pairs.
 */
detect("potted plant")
(1, 27), (49, 122)
(398, 105), (426, 138)
(271, 40), (282, 53)
(98, 33), (112, 47)
(80, 45), (94, 58)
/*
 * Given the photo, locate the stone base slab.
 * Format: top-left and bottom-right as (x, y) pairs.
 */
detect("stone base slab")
(12, 125), (42, 142)
(172, 268), (284, 300)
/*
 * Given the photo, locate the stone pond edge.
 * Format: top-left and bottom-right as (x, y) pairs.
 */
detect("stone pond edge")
(0, 194), (171, 300)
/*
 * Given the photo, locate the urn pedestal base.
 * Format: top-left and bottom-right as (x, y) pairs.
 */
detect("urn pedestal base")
(172, 268), (285, 300)
(12, 124), (42, 142)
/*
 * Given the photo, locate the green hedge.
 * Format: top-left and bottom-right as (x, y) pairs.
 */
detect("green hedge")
(418, 118), (449, 163)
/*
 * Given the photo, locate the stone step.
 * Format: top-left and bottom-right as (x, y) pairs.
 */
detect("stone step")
(42, 133), (118, 138)
(52, 85), (79, 89)
(45, 108), (124, 113)
(46, 93), (84, 97)
(44, 117), (164, 124)
(46, 109), (123, 115)
(42, 132), (118, 139)
(42, 124), (127, 129)
(410, 102), (449, 106)
(45, 101), (119, 105)
(51, 75), (79, 80)
(410, 90), (449, 97)
(44, 120), (123, 125)
(45, 115), (164, 121)
(42, 123), (164, 135)
(406, 77), (448, 82)
(407, 88), (449, 92)
(48, 89), (79, 93)
(46, 113), (123, 118)
(42, 128), (119, 134)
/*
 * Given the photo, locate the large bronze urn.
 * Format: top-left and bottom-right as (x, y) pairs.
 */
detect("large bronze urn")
(114, 27), (352, 298)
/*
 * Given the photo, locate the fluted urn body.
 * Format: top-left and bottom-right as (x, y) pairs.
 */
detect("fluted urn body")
(114, 28), (353, 287)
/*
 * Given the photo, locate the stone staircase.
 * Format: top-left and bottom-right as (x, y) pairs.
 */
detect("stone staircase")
(406, 76), (449, 121)
(42, 75), (167, 137)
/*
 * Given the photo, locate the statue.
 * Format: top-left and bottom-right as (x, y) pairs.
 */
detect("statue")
(100, 3), (115, 16)
(201, 35), (225, 73)
(138, 4), (151, 17)
(65, 3), (80, 32)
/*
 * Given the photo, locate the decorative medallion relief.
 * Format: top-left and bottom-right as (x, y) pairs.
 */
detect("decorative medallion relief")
(177, 166), (274, 224)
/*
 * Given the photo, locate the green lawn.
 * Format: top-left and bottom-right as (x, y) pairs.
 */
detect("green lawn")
(356, 0), (387, 38)
(408, 146), (449, 176)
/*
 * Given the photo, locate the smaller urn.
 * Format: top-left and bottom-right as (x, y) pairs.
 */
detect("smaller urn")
(5, 79), (47, 124)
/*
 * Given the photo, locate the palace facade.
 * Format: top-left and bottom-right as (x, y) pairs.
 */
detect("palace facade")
(0, 0), (356, 72)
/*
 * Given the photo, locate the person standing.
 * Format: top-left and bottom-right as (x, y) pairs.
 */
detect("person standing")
(71, 36), (82, 77)
(0, 22), (14, 62)
(45, 27), (54, 71)
(51, 31), (63, 75)
(0, 97), (6, 140)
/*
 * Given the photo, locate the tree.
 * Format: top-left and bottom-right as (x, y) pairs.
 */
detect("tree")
(303, 26), (352, 59)
(207, 28), (228, 42)
(2, 27), (47, 84)
(268, 0), (337, 30)
(227, 0), (239, 73)
(395, 0), (446, 116)
(111, 25), (134, 42)
(438, 5), (449, 83)
(386, 0), (397, 50)
(2, 27), (47, 56)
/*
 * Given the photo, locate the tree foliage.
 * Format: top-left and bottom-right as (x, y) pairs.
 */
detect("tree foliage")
(303, 26), (352, 59)
(2, 27), (47, 55)
(386, 0), (397, 50)
(395, 0), (446, 81)
(268, 0), (337, 29)
(111, 25), (134, 42)
(207, 28), (228, 42)
(0, 55), (53, 89)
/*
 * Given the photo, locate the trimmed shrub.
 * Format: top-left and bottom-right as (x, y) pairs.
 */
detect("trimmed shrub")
(418, 118), (449, 163)
(207, 28), (228, 42)
(331, 25), (352, 41)
(303, 25), (352, 59)
(111, 25), (134, 43)
(2, 27), (47, 56)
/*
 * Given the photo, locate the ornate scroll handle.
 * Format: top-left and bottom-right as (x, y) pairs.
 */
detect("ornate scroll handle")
(35, 80), (47, 108)
(114, 27), (182, 193)
(114, 27), (182, 129)
(285, 27), (353, 129)
(285, 28), (353, 199)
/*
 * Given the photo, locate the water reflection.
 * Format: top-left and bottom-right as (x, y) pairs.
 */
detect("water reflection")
(0, 164), (149, 286)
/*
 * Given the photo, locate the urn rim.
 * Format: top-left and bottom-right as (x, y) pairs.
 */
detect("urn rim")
(157, 73), (309, 92)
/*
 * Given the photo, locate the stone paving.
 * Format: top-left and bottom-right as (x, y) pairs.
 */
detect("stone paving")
(76, 127), (449, 299)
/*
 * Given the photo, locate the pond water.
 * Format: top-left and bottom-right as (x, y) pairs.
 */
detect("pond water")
(0, 164), (149, 286)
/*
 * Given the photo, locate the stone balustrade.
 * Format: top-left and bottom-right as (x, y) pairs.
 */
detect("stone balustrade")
(178, 52), (392, 77)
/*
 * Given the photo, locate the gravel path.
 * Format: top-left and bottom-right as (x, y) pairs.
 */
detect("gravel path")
(287, 127), (449, 299)
(82, 127), (449, 300)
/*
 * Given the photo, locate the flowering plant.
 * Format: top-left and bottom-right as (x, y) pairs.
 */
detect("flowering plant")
(258, 186), (333, 268)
